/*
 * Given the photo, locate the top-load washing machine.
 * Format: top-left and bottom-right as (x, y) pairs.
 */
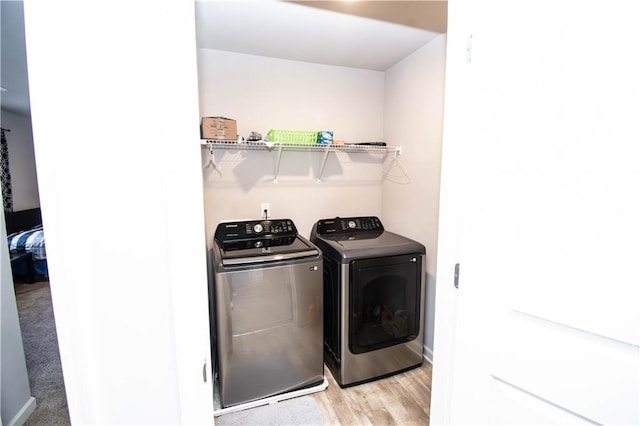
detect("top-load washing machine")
(210, 218), (324, 408)
(310, 216), (426, 387)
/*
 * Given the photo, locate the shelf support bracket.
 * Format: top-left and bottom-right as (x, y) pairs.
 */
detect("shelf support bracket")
(317, 146), (332, 182)
(273, 144), (284, 183)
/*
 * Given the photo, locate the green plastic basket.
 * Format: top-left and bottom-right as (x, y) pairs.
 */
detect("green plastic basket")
(266, 129), (319, 144)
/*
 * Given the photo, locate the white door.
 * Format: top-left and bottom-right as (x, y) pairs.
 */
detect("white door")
(432, 1), (640, 424)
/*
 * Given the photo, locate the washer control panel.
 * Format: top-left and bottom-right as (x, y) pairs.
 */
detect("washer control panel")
(215, 219), (297, 241)
(315, 216), (384, 235)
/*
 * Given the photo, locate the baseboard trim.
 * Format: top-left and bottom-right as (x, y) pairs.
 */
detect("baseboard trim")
(423, 345), (433, 364)
(7, 396), (36, 426)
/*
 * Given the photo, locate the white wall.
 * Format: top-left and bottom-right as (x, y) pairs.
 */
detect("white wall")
(0, 109), (40, 211)
(382, 35), (447, 359)
(198, 49), (387, 240)
(23, 1), (213, 424)
(1, 213), (36, 426)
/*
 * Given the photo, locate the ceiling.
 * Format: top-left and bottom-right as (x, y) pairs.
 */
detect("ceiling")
(289, 1), (447, 33)
(1, 1), (447, 118)
(195, 1), (445, 71)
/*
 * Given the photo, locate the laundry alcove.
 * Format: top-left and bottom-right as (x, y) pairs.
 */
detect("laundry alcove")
(195, 3), (446, 368)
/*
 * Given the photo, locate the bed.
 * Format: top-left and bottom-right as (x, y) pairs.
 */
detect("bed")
(5, 208), (48, 279)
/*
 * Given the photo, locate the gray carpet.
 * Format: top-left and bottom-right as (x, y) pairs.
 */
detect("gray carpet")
(15, 282), (70, 425)
(216, 396), (324, 426)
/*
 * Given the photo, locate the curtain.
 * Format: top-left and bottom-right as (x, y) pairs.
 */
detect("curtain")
(1, 128), (13, 212)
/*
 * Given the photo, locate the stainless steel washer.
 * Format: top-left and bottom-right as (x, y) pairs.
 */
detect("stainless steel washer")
(310, 216), (426, 387)
(210, 219), (324, 408)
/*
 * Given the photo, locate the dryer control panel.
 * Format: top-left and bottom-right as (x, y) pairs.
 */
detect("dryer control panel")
(315, 216), (384, 235)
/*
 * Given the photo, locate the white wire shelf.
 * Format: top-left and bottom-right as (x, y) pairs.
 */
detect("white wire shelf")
(200, 139), (401, 154)
(201, 139), (403, 182)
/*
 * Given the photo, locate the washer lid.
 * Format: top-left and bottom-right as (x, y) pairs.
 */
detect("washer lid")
(214, 219), (319, 266)
(218, 235), (319, 266)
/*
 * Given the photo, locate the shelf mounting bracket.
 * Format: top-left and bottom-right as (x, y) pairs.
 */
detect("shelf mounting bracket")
(273, 144), (284, 183)
(317, 145), (332, 182)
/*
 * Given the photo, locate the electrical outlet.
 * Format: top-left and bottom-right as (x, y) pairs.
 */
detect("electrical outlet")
(260, 203), (270, 219)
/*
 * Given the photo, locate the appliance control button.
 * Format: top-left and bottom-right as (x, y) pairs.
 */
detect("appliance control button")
(254, 223), (263, 233)
(348, 220), (357, 229)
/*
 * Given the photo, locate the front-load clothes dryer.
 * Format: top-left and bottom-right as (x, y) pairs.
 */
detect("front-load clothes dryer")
(210, 218), (324, 408)
(310, 216), (426, 387)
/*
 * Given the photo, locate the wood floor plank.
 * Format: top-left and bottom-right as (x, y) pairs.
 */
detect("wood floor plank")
(313, 387), (341, 425)
(396, 364), (432, 418)
(382, 376), (427, 424)
(312, 361), (432, 425)
(321, 366), (362, 425)
(365, 408), (396, 426)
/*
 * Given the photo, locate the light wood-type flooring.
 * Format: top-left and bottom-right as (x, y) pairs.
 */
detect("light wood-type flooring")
(312, 361), (432, 425)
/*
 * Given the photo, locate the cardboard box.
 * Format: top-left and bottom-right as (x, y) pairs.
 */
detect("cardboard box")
(201, 117), (238, 140)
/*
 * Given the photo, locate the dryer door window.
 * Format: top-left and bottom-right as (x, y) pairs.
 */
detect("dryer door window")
(349, 254), (422, 354)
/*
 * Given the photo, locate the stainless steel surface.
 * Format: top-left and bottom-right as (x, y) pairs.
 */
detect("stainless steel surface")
(221, 248), (319, 266)
(212, 237), (323, 408)
(338, 258), (426, 386)
(310, 217), (427, 387)
(315, 229), (425, 262)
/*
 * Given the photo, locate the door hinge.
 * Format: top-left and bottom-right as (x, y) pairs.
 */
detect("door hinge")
(454, 263), (460, 289)
(202, 359), (207, 383)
